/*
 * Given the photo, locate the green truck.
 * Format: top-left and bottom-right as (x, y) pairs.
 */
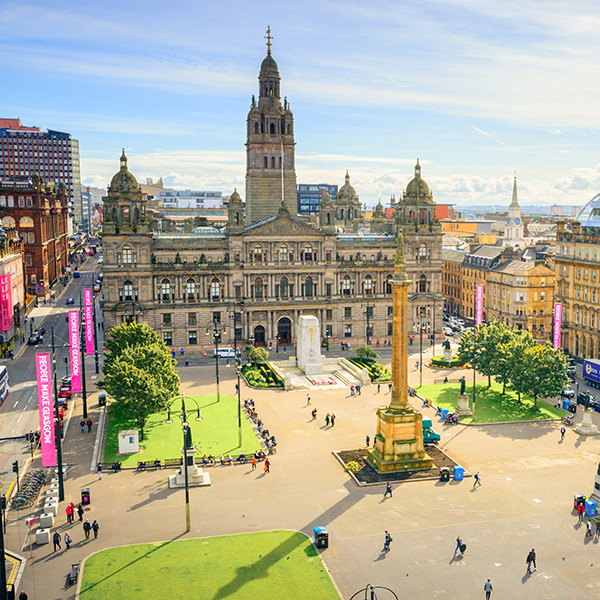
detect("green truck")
(422, 418), (441, 444)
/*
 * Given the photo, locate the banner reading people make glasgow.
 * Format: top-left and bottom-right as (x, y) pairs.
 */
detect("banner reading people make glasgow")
(475, 284), (484, 327)
(83, 289), (94, 355)
(553, 303), (563, 349)
(36, 353), (56, 467)
(68, 310), (82, 393)
(0, 273), (13, 332)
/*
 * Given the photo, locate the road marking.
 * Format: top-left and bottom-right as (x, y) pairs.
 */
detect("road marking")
(12, 402), (18, 408)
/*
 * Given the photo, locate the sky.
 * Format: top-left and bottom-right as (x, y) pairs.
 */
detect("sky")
(1, 0), (600, 208)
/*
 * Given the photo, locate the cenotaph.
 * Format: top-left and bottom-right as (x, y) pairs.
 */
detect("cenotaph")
(297, 315), (323, 375)
(367, 233), (433, 472)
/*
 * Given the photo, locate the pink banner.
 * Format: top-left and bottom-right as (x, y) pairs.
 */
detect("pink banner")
(84, 289), (94, 355)
(553, 303), (562, 349)
(475, 284), (484, 327)
(68, 310), (82, 393)
(0, 273), (13, 332)
(36, 353), (56, 467)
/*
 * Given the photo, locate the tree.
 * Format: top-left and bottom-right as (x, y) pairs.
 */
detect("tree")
(101, 343), (180, 439)
(248, 347), (269, 365)
(492, 328), (536, 394)
(354, 345), (380, 360)
(518, 343), (569, 410)
(103, 322), (166, 375)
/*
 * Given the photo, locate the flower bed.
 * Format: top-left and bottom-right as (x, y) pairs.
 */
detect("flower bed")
(307, 376), (337, 386)
(430, 355), (467, 368)
(348, 357), (391, 382)
(242, 362), (284, 388)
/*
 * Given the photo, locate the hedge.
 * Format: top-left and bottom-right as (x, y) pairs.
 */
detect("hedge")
(430, 355), (466, 368)
(348, 358), (391, 382)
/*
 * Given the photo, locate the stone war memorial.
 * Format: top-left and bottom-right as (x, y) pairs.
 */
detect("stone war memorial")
(368, 232), (433, 472)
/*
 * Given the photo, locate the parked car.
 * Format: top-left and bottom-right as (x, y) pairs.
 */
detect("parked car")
(98, 257), (104, 264)
(98, 273), (104, 280)
(27, 334), (43, 346)
(33, 326), (46, 336)
(577, 391), (594, 406)
(66, 298), (75, 305)
(214, 347), (236, 358)
(94, 284), (101, 293)
(568, 364), (577, 375)
(61, 376), (72, 388)
(58, 386), (72, 399)
(443, 327), (454, 336)
(73, 272), (80, 278)
(561, 387), (575, 399)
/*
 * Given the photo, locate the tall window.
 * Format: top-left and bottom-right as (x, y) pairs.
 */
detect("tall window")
(342, 276), (351, 296)
(418, 275), (428, 293)
(123, 280), (133, 301)
(254, 277), (264, 299)
(160, 279), (171, 302)
(417, 245), (428, 262)
(280, 277), (289, 298)
(210, 278), (221, 299)
(386, 275), (393, 294)
(253, 246), (264, 264)
(302, 245), (316, 262)
(122, 246), (133, 264)
(364, 276), (373, 295)
(277, 246), (289, 263)
(186, 278), (196, 300)
(304, 277), (314, 297)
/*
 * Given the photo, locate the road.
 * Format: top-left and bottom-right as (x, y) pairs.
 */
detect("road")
(0, 254), (102, 494)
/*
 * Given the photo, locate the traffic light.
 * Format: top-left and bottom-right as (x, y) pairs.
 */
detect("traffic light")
(11, 460), (18, 474)
(1, 496), (6, 510)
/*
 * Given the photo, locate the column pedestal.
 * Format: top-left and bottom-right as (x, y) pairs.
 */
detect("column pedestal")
(456, 393), (472, 418)
(168, 445), (211, 488)
(575, 408), (599, 436)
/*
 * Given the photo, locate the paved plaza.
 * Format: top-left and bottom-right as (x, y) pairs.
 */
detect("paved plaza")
(7, 355), (600, 599)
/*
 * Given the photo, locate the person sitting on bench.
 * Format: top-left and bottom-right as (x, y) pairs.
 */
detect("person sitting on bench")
(238, 452), (246, 463)
(112, 461), (122, 472)
(137, 461), (147, 471)
(202, 455), (209, 467)
(153, 459), (161, 470)
(225, 455), (233, 465)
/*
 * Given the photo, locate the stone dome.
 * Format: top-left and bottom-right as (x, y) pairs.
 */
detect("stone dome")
(337, 171), (358, 201)
(260, 54), (279, 75)
(405, 159), (430, 198)
(229, 188), (243, 205)
(109, 150), (139, 193)
(320, 190), (335, 208)
(373, 200), (385, 218)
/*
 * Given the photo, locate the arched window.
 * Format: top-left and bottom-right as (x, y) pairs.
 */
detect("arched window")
(270, 123), (275, 134)
(279, 156), (282, 169)
(418, 274), (428, 293)
(210, 278), (221, 299)
(122, 246), (133, 264)
(254, 123), (259, 134)
(302, 245), (315, 262)
(278, 245), (289, 263)
(2, 217), (15, 228)
(364, 276), (373, 295)
(123, 280), (133, 301)
(280, 277), (289, 298)
(264, 156), (268, 169)
(19, 216), (34, 227)
(253, 246), (264, 264)
(386, 275), (393, 294)
(271, 156), (276, 169)
(160, 279), (171, 302)
(304, 277), (314, 297)
(186, 278), (196, 300)
(348, 209), (353, 220)
(342, 275), (351, 296)
(254, 277), (264, 299)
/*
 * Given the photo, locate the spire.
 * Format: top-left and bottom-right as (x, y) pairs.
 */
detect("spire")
(415, 158), (421, 178)
(265, 25), (273, 56)
(345, 170), (350, 184)
(510, 172), (520, 208)
(120, 149), (127, 170)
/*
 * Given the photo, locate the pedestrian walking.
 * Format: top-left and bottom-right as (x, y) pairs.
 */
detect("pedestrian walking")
(377, 383), (380, 393)
(560, 426), (566, 441)
(526, 549), (537, 572)
(264, 458), (270, 473)
(415, 360), (420, 370)
(97, 463), (103, 480)
(383, 530), (392, 551)
(185, 358), (189, 367)
(473, 472), (481, 487)
(366, 435), (370, 447)
(80, 420), (85, 433)
(307, 393), (311, 405)
(358, 385), (361, 395)
(52, 531), (62, 552)
(454, 536), (463, 556)
(330, 413), (336, 427)
(311, 408), (317, 420)
(586, 520), (593, 537)
(180, 347), (185, 356)
(64, 532), (72, 550)
(483, 579), (493, 599)
(578, 502), (584, 522)
(388, 383), (392, 393)
(18, 592), (28, 600)
(83, 520), (91, 539)
(350, 385), (354, 397)
(77, 503), (84, 521)
(384, 483), (392, 498)
(251, 457), (257, 470)
(66, 505), (73, 523)
(92, 520), (100, 539)
(86, 418), (93, 433)
(325, 413), (330, 426)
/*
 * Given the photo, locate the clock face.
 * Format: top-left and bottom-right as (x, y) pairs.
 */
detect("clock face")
(506, 219), (510, 225)
(515, 218), (521, 225)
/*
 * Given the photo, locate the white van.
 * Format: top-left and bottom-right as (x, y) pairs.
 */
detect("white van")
(214, 347), (236, 358)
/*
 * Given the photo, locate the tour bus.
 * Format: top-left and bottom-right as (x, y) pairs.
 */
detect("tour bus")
(0, 366), (9, 404)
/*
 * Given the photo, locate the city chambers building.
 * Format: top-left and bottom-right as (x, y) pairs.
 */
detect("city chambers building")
(101, 40), (443, 350)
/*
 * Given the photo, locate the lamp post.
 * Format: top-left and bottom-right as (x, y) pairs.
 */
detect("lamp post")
(363, 295), (372, 345)
(50, 328), (65, 502)
(236, 355), (242, 447)
(206, 318), (226, 403)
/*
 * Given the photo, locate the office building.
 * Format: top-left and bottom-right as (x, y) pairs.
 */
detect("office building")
(297, 184), (338, 215)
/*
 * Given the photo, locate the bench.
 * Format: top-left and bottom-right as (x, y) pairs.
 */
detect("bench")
(69, 562), (80, 585)
(137, 461), (162, 471)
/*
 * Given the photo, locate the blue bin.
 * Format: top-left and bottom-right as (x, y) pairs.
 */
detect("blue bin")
(585, 500), (597, 517)
(441, 409), (449, 420)
(313, 526), (329, 549)
(562, 399), (571, 411)
(453, 466), (464, 481)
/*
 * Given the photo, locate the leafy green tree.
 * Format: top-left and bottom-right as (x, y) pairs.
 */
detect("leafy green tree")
(103, 322), (166, 375)
(101, 343), (180, 439)
(518, 343), (569, 410)
(354, 345), (380, 360)
(492, 327), (536, 394)
(248, 347), (269, 365)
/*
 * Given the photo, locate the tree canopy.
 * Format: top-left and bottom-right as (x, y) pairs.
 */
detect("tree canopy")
(354, 345), (380, 360)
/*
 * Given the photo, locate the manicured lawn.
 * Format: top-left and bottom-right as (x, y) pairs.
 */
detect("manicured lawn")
(417, 382), (565, 423)
(103, 395), (262, 465)
(80, 531), (341, 600)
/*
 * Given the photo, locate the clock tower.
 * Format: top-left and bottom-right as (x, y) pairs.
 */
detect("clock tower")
(504, 175), (524, 247)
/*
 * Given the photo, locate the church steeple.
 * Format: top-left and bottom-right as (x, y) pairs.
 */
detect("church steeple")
(509, 173), (520, 208)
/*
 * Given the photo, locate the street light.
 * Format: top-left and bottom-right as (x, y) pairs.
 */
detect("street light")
(206, 318), (226, 403)
(235, 354), (242, 447)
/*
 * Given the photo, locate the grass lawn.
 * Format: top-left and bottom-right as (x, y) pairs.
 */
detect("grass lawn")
(417, 382), (565, 423)
(80, 531), (341, 600)
(103, 395), (262, 466)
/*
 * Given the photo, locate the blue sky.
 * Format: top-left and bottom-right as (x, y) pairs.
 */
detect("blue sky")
(1, 0), (599, 208)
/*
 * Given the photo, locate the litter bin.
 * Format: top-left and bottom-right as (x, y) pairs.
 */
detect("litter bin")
(81, 488), (90, 506)
(313, 526), (329, 549)
(98, 393), (107, 407)
(440, 409), (449, 420)
(439, 467), (450, 482)
(453, 466), (464, 481)
(574, 494), (587, 509)
(585, 500), (597, 517)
